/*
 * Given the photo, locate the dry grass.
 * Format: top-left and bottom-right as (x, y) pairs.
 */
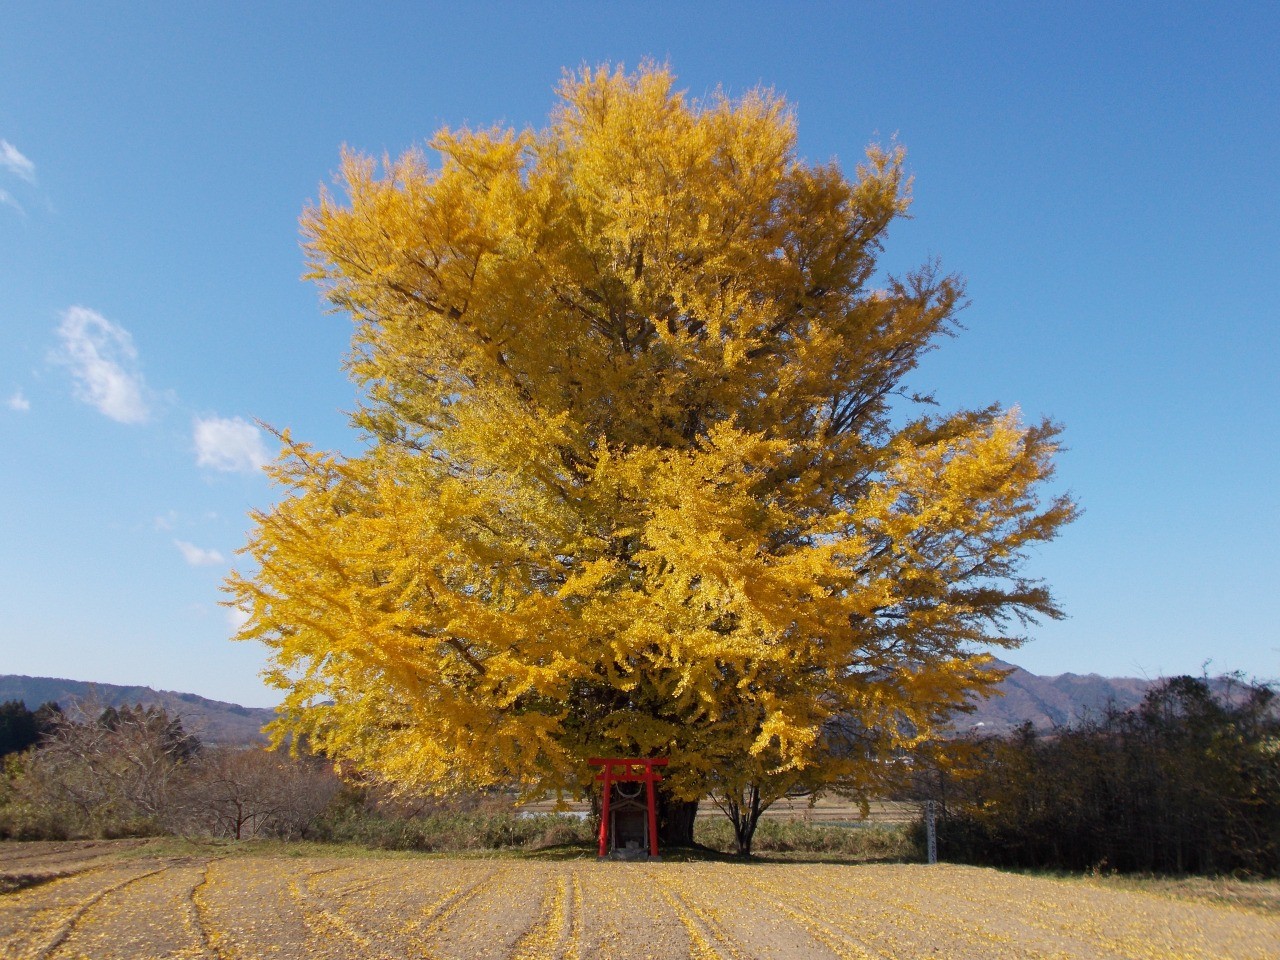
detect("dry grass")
(1076, 872), (1280, 916)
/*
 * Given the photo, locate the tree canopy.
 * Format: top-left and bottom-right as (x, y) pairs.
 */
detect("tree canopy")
(228, 65), (1076, 842)
(0, 700), (60, 758)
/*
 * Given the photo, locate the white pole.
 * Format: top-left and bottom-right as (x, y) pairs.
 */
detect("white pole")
(925, 800), (937, 864)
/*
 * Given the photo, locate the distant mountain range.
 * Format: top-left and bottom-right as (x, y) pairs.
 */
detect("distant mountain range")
(958, 659), (1157, 734)
(0, 675), (274, 745)
(0, 662), (1211, 745)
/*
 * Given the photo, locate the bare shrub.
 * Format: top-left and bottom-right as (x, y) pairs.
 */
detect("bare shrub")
(3, 700), (198, 838)
(178, 746), (339, 839)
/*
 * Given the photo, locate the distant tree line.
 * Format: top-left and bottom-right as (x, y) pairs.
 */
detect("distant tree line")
(10, 677), (1275, 874)
(919, 676), (1280, 875)
(0, 699), (62, 757)
(0, 698), (604, 852)
(0, 700), (337, 841)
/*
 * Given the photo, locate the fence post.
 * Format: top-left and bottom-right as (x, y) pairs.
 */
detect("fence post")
(925, 799), (937, 864)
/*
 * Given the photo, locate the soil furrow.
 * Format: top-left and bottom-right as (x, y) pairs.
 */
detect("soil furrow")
(659, 886), (731, 960)
(564, 870), (583, 960)
(406, 864), (506, 935)
(655, 869), (760, 960)
(188, 858), (225, 960)
(763, 897), (880, 960)
(0, 840), (143, 865)
(0, 855), (121, 896)
(2, 846), (1277, 960)
(671, 864), (852, 960)
(280, 861), (397, 958)
(806, 869), (1034, 959)
(32, 862), (171, 960)
(512, 869), (577, 960)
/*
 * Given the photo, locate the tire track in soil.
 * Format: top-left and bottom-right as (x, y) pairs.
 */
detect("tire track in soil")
(814, 867), (1061, 960)
(0, 864), (130, 954)
(286, 863), (376, 956)
(289, 860), (503, 959)
(47, 859), (216, 960)
(0, 841), (146, 899)
(283, 860), (426, 954)
(894, 867), (1132, 958)
(0, 841), (114, 868)
(323, 868), (387, 902)
(187, 857), (226, 960)
(191, 856), (319, 960)
(753, 896), (879, 960)
(747, 869), (901, 960)
(656, 873), (748, 960)
(737, 870), (893, 960)
(0, 853), (124, 899)
(295, 864), (397, 955)
(510, 867), (584, 960)
(0, 861), (169, 959)
(400, 863), (512, 959)
(843, 867), (1118, 959)
(906, 866), (1280, 960)
(566, 871), (584, 960)
(568, 863), (690, 959)
(28, 861), (172, 960)
(670, 864), (864, 960)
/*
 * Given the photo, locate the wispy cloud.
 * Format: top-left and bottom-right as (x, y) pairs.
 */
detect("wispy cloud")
(0, 188), (23, 215)
(194, 415), (271, 473)
(6, 390), (30, 412)
(0, 140), (35, 184)
(175, 539), (225, 566)
(54, 306), (151, 423)
(225, 603), (251, 632)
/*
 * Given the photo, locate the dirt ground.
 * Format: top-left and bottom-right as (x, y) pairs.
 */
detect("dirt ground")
(1, 840), (1277, 959)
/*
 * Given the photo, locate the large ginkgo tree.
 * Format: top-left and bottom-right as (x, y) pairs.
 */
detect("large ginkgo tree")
(228, 65), (1076, 855)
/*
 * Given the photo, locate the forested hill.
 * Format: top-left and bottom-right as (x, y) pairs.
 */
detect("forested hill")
(959, 660), (1157, 734)
(0, 664), (1223, 743)
(0, 675), (273, 745)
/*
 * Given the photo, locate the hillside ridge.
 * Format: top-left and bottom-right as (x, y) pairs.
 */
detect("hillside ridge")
(961, 659), (1157, 733)
(0, 674), (273, 745)
(0, 663), (1227, 743)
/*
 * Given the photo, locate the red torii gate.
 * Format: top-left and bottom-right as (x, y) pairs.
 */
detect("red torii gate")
(588, 757), (668, 859)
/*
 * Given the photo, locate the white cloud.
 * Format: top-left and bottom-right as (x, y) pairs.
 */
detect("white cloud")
(6, 390), (30, 412)
(225, 604), (251, 632)
(174, 539), (225, 566)
(54, 306), (150, 423)
(154, 510), (178, 531)
(0, 188), (22, 214)
(0, 140), (35, 184)
(194, 415), (271, 473)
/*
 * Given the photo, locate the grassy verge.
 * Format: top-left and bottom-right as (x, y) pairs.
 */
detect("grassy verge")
(2, 806), (920, 864)
(694, 817), (917, 861)
(1071, 872), (1280, 916)
(87, 816), (916, 864)
(314, 810), (595, 853)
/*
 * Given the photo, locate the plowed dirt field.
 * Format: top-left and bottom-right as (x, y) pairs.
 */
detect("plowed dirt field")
(2, 841), (1276, 959)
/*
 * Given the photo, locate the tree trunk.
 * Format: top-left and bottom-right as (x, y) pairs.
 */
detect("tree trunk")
(657, 785), (698, 847)
(716, 783), (764, 856)
(734, 816), (759, 857)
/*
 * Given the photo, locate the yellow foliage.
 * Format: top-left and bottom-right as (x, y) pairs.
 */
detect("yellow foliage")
(227, 64), (1077, 807)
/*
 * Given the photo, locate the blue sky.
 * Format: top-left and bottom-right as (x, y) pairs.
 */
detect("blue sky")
(2, 2), (1276, 707)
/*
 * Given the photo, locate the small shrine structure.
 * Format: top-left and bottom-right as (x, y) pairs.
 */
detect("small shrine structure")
(588, 757), (668, 859)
